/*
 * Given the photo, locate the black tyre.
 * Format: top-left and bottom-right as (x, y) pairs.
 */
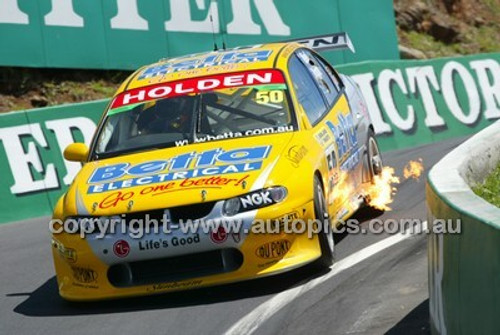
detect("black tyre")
(367, 128), (383, 182)
(312, 175), (335, 269)
(364, 129), (385, 215)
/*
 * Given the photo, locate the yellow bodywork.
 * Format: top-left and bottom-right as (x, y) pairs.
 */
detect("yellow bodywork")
(51, 43), (370, 300)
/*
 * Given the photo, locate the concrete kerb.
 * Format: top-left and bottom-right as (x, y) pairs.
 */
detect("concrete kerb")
(428, 120), (500, 227)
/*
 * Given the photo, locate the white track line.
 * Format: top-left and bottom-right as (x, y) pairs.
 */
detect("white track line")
(224, 221), (428, 335)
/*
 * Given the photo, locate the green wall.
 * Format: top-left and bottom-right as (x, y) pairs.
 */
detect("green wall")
(0, 0), (398, 70)
(337, 53), (500, 152)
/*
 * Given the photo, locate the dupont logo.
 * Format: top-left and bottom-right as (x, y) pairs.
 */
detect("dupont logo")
(255, 239), (291, 259)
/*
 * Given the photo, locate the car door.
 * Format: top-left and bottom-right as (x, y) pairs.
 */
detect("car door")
(287, 52), (341, 217)
(306, 50), (363, 185)
(288, 49), (362, 220)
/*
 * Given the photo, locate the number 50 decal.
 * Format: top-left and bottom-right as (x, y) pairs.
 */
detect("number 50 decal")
(256, 90), (284, 104)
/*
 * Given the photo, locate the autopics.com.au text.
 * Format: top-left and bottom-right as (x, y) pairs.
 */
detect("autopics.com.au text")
(49, 215), (461, 239)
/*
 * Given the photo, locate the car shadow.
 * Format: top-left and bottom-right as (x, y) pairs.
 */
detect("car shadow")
(386, 299), (430, 334)
(9, 262), (329, 317)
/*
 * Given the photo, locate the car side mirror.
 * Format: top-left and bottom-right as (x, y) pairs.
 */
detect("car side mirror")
(64, 143), (89, 162)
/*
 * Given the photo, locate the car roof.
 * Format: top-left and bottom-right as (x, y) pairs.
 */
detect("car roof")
(117, 42), (300, 93)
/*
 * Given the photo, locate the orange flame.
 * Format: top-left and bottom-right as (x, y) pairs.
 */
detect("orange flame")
(403, 159), (424, 181)
(362, 159), (424, 211)
(366, 166), (400, 211)
(331, 171), (352, 204)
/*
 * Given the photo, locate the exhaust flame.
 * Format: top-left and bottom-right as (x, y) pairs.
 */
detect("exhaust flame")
(365, 159), (424, 211)
(366, 166), (400, 211)
(403, 159), (424, 180)
(332, 171), (352, 204)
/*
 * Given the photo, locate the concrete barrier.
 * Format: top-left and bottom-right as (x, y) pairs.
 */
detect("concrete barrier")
(427, 120), (500, 334)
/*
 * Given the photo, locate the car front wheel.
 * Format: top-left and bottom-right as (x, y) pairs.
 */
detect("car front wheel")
(313, 175), (335, 269)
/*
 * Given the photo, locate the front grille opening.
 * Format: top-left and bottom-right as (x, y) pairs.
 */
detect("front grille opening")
(107, 248), (243, 288)
(124, 201), (216, 224)
(80, 202), (217, 236)
(169, 202), (216, 221)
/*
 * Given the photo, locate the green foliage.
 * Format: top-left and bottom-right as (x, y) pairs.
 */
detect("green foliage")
(398, 0), (500, 58)
(473, 163), (500, 208)
(475, 26), (500, 53)
(483, 0), (500, 15)
(403, 31), (458, 57)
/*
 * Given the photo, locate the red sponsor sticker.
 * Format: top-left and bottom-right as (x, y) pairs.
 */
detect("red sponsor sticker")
(113, 240), (130, 258)
(99, 191), (134, 209)
(111, 69), (285, 109)
(210, 226), (228, 244)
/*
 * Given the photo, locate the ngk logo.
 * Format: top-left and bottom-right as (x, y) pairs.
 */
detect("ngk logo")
(241, 191), (272, 209)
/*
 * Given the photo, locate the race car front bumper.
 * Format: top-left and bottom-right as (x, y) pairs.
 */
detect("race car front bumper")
(51, 198), (322, 301)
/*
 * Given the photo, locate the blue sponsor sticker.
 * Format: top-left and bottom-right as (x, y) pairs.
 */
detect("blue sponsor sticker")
(139, 50), (273, 80)
(87, 146), (271, 193)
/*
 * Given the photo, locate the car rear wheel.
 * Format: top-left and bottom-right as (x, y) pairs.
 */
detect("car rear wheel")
(312, 175), (335, 269)
(367, 129), (383, 182)
(364, 129), (385, 214)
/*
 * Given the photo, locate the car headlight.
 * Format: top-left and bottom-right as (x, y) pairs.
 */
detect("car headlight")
(222, 186), (288, 216)
(269, 186), (287, 202)
(223, 197), (241, 216)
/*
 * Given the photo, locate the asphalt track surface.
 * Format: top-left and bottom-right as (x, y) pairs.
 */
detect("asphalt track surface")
(0, 136), (467, 335)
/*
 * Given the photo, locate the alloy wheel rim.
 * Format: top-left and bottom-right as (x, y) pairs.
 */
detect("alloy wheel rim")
(368, 137), (382, 177)
(317, 184), (334, 254)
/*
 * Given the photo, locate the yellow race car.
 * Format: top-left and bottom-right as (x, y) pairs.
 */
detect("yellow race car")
(51, 33), (383, 301)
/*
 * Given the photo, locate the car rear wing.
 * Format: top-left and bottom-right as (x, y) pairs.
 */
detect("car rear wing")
(283, 32), (355, 53)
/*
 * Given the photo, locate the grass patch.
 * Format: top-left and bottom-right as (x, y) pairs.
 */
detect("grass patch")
(402, 31), (457, 57)
(475, 25), (500, 53)
(90, 81), (117, 96)
(483, 0), (500, 15)
(400, 25), (500, 58)
(0, 68), (130, 112)
(473, 163), (500, 207)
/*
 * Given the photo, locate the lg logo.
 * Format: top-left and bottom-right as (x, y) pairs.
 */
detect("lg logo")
(0, 0), (291, 35)
(113, 240), (130, 258)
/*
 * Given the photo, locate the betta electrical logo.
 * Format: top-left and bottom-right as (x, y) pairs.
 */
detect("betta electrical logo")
(87, 146), (272, 194)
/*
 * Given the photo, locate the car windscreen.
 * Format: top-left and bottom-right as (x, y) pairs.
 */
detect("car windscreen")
(93, 70), (296, 159)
